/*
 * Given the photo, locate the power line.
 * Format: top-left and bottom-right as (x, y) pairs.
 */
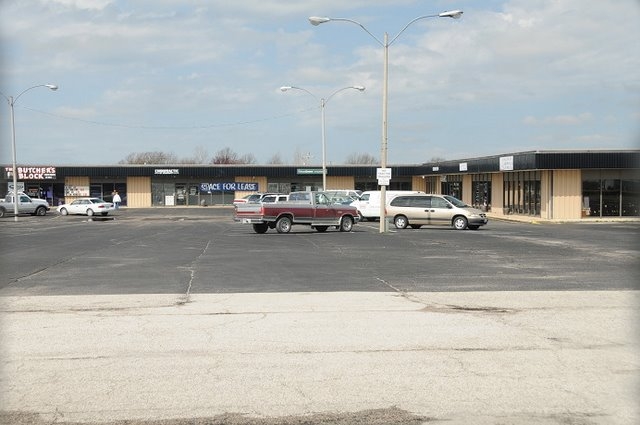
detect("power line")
(18, 105), (319, 130)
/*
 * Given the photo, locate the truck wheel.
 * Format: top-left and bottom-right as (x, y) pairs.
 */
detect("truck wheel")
(315, 226), (328, 232)
(275, 216), (292, 233)
(253, 223), (269, 234)
(339, 216), (354, 232)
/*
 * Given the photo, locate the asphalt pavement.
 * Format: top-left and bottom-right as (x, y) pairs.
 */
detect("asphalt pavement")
(0, 208), (639, 424)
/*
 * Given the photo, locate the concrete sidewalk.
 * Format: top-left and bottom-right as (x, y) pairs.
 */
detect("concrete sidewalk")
(1, 291), (638, 424)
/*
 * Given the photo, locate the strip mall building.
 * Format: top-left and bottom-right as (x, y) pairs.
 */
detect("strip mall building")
(3, 150), (639, 220)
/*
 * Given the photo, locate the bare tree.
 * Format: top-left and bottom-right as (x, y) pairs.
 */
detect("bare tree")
(293, 147), (313, 165)
(192, 146), (211, 164)
(345, 152), (377, 164)
(119, 151), (178, 164)
(211, 147), (257, 164)
(211, 147), (239, 164)
(179, 146), (210, 164)
(239, 153), (257, 164)
(267, 152), (285, 164)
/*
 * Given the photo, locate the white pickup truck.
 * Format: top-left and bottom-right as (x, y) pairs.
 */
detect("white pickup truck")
(0, 193), (51, 217)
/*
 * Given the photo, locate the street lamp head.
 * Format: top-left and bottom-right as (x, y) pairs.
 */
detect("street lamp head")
(45, 84), (59, 91)
(280, 86), (292, 92)
(309, 16), (331, 26)
(439, 10), (463, 19)
(352, 86), (365, 92)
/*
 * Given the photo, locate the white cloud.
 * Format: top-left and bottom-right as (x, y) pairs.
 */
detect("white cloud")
(523, 113), (593, 126)
(44, 0), (113, 11)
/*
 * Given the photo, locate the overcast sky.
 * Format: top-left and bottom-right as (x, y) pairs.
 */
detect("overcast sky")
(1, 0), (639, 166)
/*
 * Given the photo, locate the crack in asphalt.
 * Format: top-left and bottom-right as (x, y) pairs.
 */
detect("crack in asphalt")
(4, 256), (77, 285)
(176, 239), (212, 306)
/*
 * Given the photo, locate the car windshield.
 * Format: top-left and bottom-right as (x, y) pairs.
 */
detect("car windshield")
(443, 195), (469, 208)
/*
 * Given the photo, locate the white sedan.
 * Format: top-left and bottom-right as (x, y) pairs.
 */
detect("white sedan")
(58, 198), (115, 216)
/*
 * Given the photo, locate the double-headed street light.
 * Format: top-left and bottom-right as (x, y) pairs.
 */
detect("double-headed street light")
(1, 84), (58, 221)
(280, 85), (365, 191)
(309, 10), (463, 232)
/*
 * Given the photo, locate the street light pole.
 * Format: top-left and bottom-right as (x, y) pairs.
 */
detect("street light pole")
(1, 84), (58, 221)
(280, 85), (365, 191)
(381, 32), (389, 233)
(309, 10), (463, 232)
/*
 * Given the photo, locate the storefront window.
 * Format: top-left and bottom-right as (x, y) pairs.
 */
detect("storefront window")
(601, 179), (620, 216)
(622, 180), (640, 216)
(267, 182), (292, 194)
(503, 171), (540, 216)
(582, 171), (640, 217)
(472, 174), (491, 211)
(441, 175), (462, 199)
(90, 183), (127, 206)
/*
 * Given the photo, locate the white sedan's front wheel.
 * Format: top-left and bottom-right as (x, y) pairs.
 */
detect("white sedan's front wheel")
(60, 208), (69, 216)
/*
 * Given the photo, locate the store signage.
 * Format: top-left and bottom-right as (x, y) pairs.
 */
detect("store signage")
(377, 167), (392, 186)
(7, 182), (25, 192)
(459, 162), (468, 171)
(64, 185), (90, 196)
(154, 168), (179, 175)
(500, 156), (514, 171)
(199, 182), (258, 192)
(297, 168), (322, 175)
(5, 166), (56, 179)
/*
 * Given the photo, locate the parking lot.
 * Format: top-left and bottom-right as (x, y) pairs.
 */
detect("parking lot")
(1, 208), (638, 295)
(1, 209), (639, 424)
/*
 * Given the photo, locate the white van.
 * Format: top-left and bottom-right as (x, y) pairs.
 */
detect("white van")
(350, 190), (423, 221)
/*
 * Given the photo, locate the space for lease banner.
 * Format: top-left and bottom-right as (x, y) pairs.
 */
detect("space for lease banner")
(199, 182), (258, 192)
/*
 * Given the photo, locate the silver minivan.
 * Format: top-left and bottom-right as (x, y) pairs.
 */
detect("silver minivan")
(386, 194), (488, 230)
(351, 190), (423, 221)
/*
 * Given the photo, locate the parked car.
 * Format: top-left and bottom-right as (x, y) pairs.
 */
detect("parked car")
(386, 194), (488, 230)
(351, 190), (423, 221)
(0, 192), (50, 217)
(234, 191), (359, 234)
(261, 194), (289, 203)
(58, 198), (115, 216)
(232, 193), (281, 205)
(323, 190), (362, 202)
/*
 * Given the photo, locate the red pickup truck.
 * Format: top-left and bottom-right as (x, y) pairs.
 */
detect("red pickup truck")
(234, 191), (359, 234)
